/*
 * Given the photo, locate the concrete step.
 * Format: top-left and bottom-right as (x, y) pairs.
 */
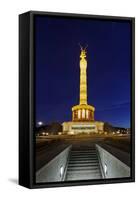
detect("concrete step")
(71, 154), (97, 157)
(70, 159), (97, 162)
(66, 169), (101, 174)
(68, 164), (99, 168)
(69, 158), (98, 161)
(66, 175), (101, 181)
(71, 150), (96, 153)
(70, 152), (96, 156)
(70, 157), (98, 161)
(72, 150), (96, 153)
(71, 153), (97, 156)
(67, 167), (100, 171)
(70, 156), (97, 160)
(68, 163), (99, 167)
(68, 160), (99, 164)
(66, 172), (102, 181)
(70, 154), (97, 157)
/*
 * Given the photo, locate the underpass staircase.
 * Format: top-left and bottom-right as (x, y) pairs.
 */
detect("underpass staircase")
(65, 145), (102, 181)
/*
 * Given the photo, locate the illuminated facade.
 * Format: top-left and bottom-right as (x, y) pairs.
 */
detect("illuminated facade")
(63, 47), (104, 134)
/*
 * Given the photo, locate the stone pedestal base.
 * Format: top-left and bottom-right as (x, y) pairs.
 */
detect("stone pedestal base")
(62, 121), (104, 134)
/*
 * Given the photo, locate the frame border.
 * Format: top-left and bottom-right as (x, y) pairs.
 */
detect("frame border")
(19, 10), (135, 189)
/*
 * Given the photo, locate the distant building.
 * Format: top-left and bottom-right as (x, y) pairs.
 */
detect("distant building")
(113, 127), (127, 134)
(126, 128), (130, 134)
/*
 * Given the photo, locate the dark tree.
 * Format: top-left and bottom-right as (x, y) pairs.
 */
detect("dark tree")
(104, 122), (114, 133)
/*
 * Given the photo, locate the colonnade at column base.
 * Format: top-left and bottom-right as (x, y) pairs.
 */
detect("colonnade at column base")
(72, 104), (95, 122)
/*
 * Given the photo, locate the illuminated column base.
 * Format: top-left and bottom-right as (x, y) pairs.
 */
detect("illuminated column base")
(72, 104), (95, 122)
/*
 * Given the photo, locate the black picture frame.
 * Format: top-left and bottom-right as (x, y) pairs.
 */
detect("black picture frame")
(19, 11), (135, 189)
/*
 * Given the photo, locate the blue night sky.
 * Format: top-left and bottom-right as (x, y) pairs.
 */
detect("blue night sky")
(35, 15), (131, 128)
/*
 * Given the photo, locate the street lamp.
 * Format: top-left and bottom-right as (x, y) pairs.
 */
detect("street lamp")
(38, 121), (43, 126)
